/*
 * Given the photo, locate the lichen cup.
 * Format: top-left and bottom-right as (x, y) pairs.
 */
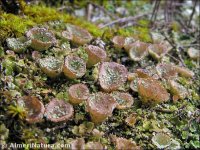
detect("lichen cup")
(85, 141), (104, 150)
(38, 56), (63, 78)
(85, 45), (107, 68)
(17, 96), (45, 124)
(98, 62), (128, 92)
(86, 92), (117, 124)
(111, 91), (134, 110)
(68, 83), (90, 105)
(137, 78), (170, 105)
(112, 36), (126, 49)
(63, 55), (86, 79)
(6, 36), (31, 53)
(128, 41), (149, 61)
(26, 27), (56, 51)
(111, 136), (140, 150)
(148, 43), (168, 60)
(44, 99), (74, 123)
(62, 24), (93, 45)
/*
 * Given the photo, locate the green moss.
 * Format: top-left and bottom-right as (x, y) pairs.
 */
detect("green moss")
(0, 13), (35, 41)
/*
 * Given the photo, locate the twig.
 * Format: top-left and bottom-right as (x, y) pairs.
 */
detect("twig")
(188, 0), (198, 27)
(100, 12), (149, 28)
(151, 0), (161, 23)
(90, 2), (118, 19)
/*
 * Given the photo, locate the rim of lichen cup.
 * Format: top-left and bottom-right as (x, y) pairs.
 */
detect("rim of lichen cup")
(17, 96), (45, 124)
(63, 55), (87, 79)
(38, 56), (63, 78)
(128, 41), (149, 61)
(112, 35), (126, 49)
(44, 99), (74, 123)
(6, 36), (31, 53)
(137, 78), (170, 105)
(148, 43), (168, 60)
(85, 45), (107, 68)
(26, 27), (56, 51)
(62, 24), (93, 45)
(98, 62), (128, 92)
(111, 91), (134, 110)
(68, 83), (90, 105)
(86, 92), (117, 124)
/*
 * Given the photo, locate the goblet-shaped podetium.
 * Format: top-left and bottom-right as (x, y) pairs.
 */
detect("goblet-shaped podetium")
(111, 91), (134, 110)
(44, 99), (74, 123)
(137, 78), (170, 105)
(123, 37), (137, 52)
(85, 141), (104, 150)
(86, 92), (117, 124)
(187, 47), (200, 60)
(38, 56), (63, 78)
(148, 43), (168, 60)
(174, 65), (194, 78)
(98, 62), (128, 92)
(112, 35), (126, 49)
(6, 36), (31, 53)
(85, 45), (107, 68)
(62, 24), (93, 45)
(17, 96), (45, 124)
(135, 68), (159, 80)
(26, 27), (56, 51)
(68, 83), (90, 105)
(128, 41), (149, 61)
(156, 63), (178, 80)
(111, 136), (140, 150)
(63, 55), (86, 79)
(70, 138), (85, 150)
(168, 80), (188, 101)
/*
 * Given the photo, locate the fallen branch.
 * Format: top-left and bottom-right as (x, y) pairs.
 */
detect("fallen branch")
(100, 12), (149, 28)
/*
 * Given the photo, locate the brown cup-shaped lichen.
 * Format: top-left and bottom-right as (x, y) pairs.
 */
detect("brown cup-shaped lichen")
(187, 48), (200, 60)
(86, 92), (117, 124)
(6, 36), (31, 53)
(85, 141), (104, 150)
(62, 24), (93, 45)
(98, 62), (128, 92)
(174, 65), (194, 78)
(38, 56), (63, 78)
(124, 37), (137, 51)
(26, 27), (56, 51)
(70, 138), (85, 150)
(111, 136), (140, 150)
(136, 68), (159, 80)
(68, 83), (90, 105)
(63, 55), (86, 79)
(156, 63), (194, 79)
(85, 45), (107, 67)
(128, 41), (149, 61)
(137, 78), (170, 105)
(44, 99), (74, 123)
(156, 63), (178, 79)
(112, 36), (126, 49)
(17, 96), (45, 124)
(148, 43), (168, 60)
(111, 91), (134, 110)
(168, 80), (188, 101)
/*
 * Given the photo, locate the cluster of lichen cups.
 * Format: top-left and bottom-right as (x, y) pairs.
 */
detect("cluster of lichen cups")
(6, 24), (195, 149)
(112, 35), (170, 61)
